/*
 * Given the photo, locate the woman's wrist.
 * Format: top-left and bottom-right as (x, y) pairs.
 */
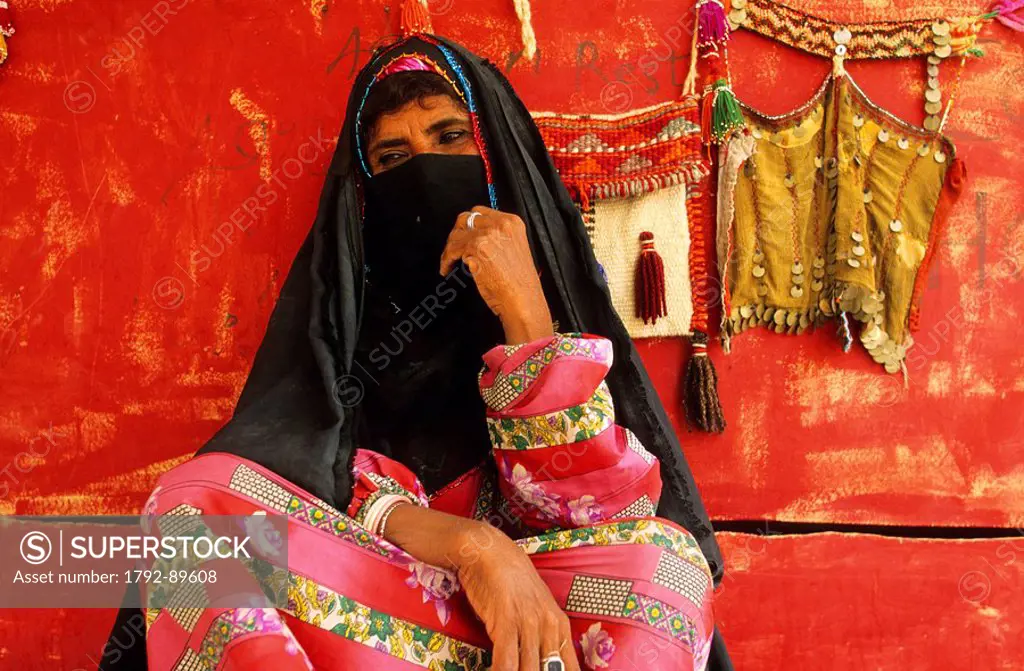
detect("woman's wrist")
(449, 519), (505, 574)
(499, 294), (554, 345)
(376, 498), (411, 538)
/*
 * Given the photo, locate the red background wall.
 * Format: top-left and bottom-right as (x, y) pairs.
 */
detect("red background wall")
(0, 0), (1021, 668)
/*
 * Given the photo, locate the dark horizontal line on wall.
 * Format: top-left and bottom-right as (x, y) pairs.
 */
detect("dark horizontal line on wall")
(712, 519), (1024, 540)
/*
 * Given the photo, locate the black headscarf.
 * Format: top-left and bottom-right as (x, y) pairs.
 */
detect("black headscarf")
(102, 35), (731, 670)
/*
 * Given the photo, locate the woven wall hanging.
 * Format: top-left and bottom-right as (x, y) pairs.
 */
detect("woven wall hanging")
(533, 97), (726, 433)
(685, 0), (1017, 377)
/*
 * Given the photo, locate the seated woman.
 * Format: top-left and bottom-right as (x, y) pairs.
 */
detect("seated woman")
(107, 35), (728, 671)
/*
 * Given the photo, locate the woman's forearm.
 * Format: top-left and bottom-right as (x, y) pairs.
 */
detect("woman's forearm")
(383, 502), (499, 571)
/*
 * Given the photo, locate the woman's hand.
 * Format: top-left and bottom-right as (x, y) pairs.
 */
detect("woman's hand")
(438, 206), (554, 345)
(383, 504), (579, 670)
(453, 522), (581, 671)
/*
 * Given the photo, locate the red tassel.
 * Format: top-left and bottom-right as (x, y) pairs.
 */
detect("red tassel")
(700, 89), (716, 146)
(401, 0), (432, 37)
(635, 231), (667, 325)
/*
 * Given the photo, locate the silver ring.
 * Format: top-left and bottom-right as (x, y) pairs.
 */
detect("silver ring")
(466, 211), (480, 230)
(541, 654), (564, 671)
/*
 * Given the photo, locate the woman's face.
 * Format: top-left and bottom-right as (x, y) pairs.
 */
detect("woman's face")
(366, 94), (479, 175)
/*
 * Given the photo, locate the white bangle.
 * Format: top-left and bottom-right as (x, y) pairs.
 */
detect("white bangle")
(362, 493), (408, 536)
(377, 499), (410, 538)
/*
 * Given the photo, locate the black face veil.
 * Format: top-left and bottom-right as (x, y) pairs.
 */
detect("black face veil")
(103, 35), (731, 670)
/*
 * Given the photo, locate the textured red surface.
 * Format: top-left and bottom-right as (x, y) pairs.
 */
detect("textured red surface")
(0, 0), (1021, 668)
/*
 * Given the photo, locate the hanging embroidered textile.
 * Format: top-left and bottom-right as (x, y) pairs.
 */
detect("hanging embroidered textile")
(687, 0), (1010, 376)
(532, 97), (726, 432)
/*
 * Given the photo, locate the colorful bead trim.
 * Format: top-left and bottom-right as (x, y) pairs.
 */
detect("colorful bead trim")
(622, 592), (701, 647)
(197, 608), (305, 669)
(425, 37), (499, 209)
(285, 496), (404, 560)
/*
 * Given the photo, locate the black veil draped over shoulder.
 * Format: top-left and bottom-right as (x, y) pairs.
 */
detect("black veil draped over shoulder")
(102, 35), (731, 670)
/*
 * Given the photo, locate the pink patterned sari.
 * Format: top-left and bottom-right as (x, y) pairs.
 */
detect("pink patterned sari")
(143, 334), (714, 670)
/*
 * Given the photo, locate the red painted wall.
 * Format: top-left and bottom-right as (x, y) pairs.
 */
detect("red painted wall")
(0, 0), (1021, 668)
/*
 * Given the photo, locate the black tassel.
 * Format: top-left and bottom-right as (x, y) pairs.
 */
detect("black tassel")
(684, 330), (726, 433)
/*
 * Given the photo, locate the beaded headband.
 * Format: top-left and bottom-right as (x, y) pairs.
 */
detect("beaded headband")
(378, 55), (434, 77)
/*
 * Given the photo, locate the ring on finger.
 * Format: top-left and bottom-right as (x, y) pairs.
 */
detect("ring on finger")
(466, 211), (481, 230)
(541, 654), (564, 671)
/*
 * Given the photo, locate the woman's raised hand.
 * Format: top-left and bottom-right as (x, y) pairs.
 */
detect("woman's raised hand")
(439, 206), (554, 345)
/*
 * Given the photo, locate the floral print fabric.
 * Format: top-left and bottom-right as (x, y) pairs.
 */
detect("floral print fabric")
(143, 452), (712, 671)
(141, 333), (710, 670)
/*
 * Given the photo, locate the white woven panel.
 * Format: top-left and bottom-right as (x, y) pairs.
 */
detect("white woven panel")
(591, 183), (693, 338)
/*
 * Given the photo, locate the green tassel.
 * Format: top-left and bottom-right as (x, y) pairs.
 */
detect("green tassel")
(712, 85), (744, 138)
(710, 79), (745, 141)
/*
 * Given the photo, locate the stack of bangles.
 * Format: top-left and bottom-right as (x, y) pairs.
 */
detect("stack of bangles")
(363, 494), (412, 537)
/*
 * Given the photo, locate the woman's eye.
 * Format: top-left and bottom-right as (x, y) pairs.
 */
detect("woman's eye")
(440, 130), (467, 144)
(379, 152), (404, 166)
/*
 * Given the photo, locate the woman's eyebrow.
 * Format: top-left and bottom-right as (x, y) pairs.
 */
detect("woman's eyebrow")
(368, 136), (410, 154)
(425, 116), (470, 135)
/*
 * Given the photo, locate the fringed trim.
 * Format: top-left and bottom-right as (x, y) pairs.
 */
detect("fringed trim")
(560, 164), (709, 205)
(910, 156), (966, 331)
(684, 331), (726, 433)
(512, 0), (538, 62)
(597, 165), (708, 200)
(724, 304), (823, 338)
(401, 0), (432, 37)
(701, 79), (745, 144)
(724, 297), (915, 374)
(635, 232), (667, 325)
(839, 286), (912, 374)
(723, 250), (931, 374)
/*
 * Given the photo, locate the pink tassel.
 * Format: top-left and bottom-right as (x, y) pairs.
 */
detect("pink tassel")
(697, 0), (730, 47)
(993, 0), (1024, 31)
